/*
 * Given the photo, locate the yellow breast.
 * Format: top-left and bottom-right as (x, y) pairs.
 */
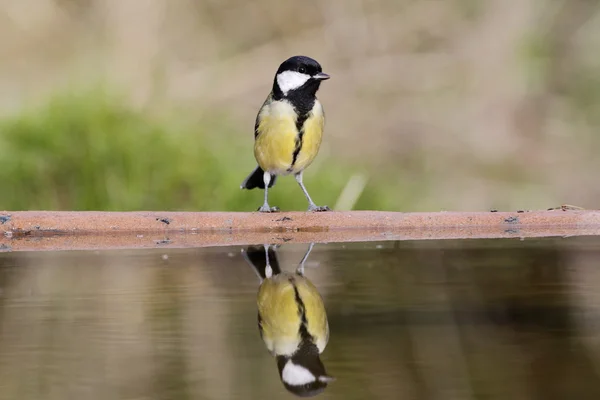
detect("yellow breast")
(254, 99), (325, 176)
(257, 273), (329, 356)
(290, 100), (325, 174)
(254, 100), (298, 175)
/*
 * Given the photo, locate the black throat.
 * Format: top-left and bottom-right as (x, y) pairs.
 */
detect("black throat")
(272, 79), (321, 172)
(272, 78), (321, 122)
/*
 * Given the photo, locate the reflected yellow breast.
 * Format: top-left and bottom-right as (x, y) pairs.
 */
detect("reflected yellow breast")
(257, 274), (302, 356)
(294, 275), (329, 353)
(257, 272), (329, 357)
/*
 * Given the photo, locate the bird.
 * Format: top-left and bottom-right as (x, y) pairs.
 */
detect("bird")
(240, 55), (331, 213)
(241, 243), (334, 397)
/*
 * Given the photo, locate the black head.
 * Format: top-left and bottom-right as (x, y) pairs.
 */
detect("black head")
(272, 55), (330, 100)
(276, 342), (335, 397)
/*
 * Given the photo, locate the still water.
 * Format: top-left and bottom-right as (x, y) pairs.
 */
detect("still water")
(1, 237), (600, 400)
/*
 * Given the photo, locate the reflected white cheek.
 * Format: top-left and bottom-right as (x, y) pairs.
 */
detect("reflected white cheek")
(281, 361), (316, 386)
(277, 71), (310, 94)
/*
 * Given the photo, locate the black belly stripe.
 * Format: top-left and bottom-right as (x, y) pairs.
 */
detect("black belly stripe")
(290, 276), (313, 342)
(288, 113), (309, 172)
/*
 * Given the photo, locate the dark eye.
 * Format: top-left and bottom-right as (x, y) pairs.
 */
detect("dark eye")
(298, 66), (306, 74)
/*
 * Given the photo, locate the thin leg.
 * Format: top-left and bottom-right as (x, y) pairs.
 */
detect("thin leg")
(296, 242), (315, 275)
(257, 172), (279, 212)
(240, 247), (264, 284)
(264, 244), (273, 278)
(295, 171), (330, 212)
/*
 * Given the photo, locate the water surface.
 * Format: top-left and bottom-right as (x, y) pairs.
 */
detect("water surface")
(1, 237), (600, 400)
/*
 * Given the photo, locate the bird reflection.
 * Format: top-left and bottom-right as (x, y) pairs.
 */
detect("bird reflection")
(241, 243), (334, 397)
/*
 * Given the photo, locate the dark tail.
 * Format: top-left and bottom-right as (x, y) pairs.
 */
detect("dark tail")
(242, 245), (282, 279)
(240, 166), (277, 190)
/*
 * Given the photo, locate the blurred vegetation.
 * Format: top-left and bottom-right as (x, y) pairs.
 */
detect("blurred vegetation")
(0, 87), (416, 211)
(0, 0), (599, 211)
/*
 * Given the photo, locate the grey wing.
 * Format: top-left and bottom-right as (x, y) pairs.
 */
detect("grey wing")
(255, 93), (273, 139)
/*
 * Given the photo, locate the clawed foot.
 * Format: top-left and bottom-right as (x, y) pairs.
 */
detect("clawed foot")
(308, 205), (330, 212)
(257, 205), (280, 213)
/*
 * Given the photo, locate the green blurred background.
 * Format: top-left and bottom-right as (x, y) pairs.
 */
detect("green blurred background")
(0, 0), (598, 212)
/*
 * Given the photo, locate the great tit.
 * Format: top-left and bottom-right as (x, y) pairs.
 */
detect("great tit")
(240, 56), (331, 213)
(241, 243), (334, 397)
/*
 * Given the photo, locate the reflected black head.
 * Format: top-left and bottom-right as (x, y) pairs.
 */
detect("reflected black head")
(276, 342), (334, 397)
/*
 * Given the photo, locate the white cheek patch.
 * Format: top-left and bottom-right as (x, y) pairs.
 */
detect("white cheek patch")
(282, 361), (316, 386)
(277, 71), (310, 95)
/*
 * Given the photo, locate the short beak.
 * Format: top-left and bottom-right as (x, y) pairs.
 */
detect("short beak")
(313, 72), (330, 80)
(318, 375), (336, 383)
